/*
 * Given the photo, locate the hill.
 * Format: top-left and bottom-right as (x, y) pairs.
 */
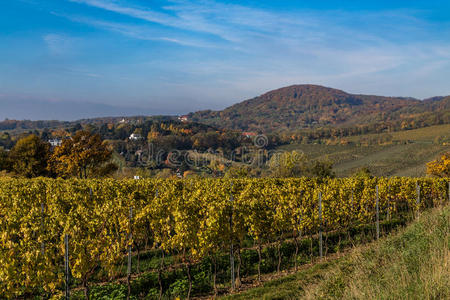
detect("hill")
(188, 85), (450, 132)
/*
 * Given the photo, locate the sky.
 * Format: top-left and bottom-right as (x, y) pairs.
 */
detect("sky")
(1, 0), (450, 120)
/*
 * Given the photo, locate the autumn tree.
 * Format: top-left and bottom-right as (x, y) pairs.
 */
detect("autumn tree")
(147, 130), (161, 143)
(49, 130), (117, 179)
(427, 152), (450, 177)
(7, 134), (50, 177)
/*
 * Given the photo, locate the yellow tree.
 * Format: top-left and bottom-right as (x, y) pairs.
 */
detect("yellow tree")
(49, 131), (117, 179)
(427, 152), (450, 177)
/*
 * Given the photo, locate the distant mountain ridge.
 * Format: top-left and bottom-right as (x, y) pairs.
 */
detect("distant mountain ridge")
(1, 85), (449, 133)
(188, 85), (450, 132)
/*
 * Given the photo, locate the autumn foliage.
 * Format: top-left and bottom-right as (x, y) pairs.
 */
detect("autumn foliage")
(427, 152), (450, 177)
(0, 176), (448, 298)
(48, 130), (117, 178)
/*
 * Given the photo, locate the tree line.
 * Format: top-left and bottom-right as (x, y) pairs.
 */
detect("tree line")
(0, 131), (116, 178)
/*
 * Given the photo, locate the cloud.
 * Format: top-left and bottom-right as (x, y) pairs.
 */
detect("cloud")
(61, 14), (218, 48)
(68, 1), (429, 46)
(43, 33), (74, 55)
(65, 67), (102, 78)
(12, 0), (450, 112)
(71, 1), (449, 95)
(67, 0), (333, 45)
(65, 1), (450, 59)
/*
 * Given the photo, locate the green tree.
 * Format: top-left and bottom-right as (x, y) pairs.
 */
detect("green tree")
(310, 159), (335, 178)
(49, 130), (117, 179)
(8, 134), (50, 177)
(352, 166), (373, 179)
(0, 147), (8, 171)
(224, 165), (250, 178)
(267, 151), (308, 177)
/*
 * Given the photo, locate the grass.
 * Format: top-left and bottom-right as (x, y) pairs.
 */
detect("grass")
(278, 124), (450, 177)
(278, 143), (447, 177)
(348, 124), (450, 143)
(223, 205), (450, 300)
(333, 143), (446, 177)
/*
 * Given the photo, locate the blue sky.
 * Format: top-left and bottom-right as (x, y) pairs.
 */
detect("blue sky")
(1, 0), (450, 120)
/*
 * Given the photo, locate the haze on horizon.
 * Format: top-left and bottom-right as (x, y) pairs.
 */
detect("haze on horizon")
(1, 0), (450, 120)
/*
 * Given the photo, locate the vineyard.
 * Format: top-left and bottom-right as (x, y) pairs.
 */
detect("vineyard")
(0, 177), (449, 299)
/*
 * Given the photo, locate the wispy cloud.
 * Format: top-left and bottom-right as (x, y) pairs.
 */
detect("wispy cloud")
(65, 67), (102, 78)
(60, 14), (218, 48)
(43, 33), (74, 55)
(4, 0), (450, 118)
(69, 0), (250, 42)
(62, 0), (450, 98)
(66, 1), (449, 55)
(69, 0), (182, 28)
(67, 0), (432, 46)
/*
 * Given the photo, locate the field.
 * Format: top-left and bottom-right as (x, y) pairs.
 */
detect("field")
(278, 124), (450, 177)
(349, 123), (450, 143)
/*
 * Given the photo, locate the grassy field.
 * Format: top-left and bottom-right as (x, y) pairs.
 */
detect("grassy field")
(278, 124), (450, 177)
(348, 124), (450, 143)
(223, 205), (450, 300)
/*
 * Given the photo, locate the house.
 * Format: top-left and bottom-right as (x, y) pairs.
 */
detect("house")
(129, 133), (143, 140)
(242, 132), (258, 138)
(48, 138), (62, 147)
(178, 115), (189, 122)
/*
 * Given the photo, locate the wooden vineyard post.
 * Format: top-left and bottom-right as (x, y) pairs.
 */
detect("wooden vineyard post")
(127, 207), (133, 300)
(229, 183), (235, 292)
(64, 234), (70, 300)
(318, 191), (323, 259)
(416, 182), (421, 219)
(348, 189), (355, 247)
(387, 185), (391, 221)
(294, 190), (303, 271)
(376, 185), (380, 240)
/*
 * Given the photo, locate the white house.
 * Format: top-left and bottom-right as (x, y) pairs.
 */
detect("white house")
(129, 133), (143, 140)
(48, 138), (62, 147)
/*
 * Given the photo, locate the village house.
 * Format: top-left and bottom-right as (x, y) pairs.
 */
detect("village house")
(129, 133), (143, 140)
(242, 132), (258, 138)
(48, 138), (62, 147)
(178, 115), (189, 122)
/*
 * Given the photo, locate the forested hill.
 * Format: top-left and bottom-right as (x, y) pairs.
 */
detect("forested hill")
(188, 85), (450, 132)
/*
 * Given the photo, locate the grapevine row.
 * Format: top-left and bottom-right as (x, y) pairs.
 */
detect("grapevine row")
(0, 177), (448, 298)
